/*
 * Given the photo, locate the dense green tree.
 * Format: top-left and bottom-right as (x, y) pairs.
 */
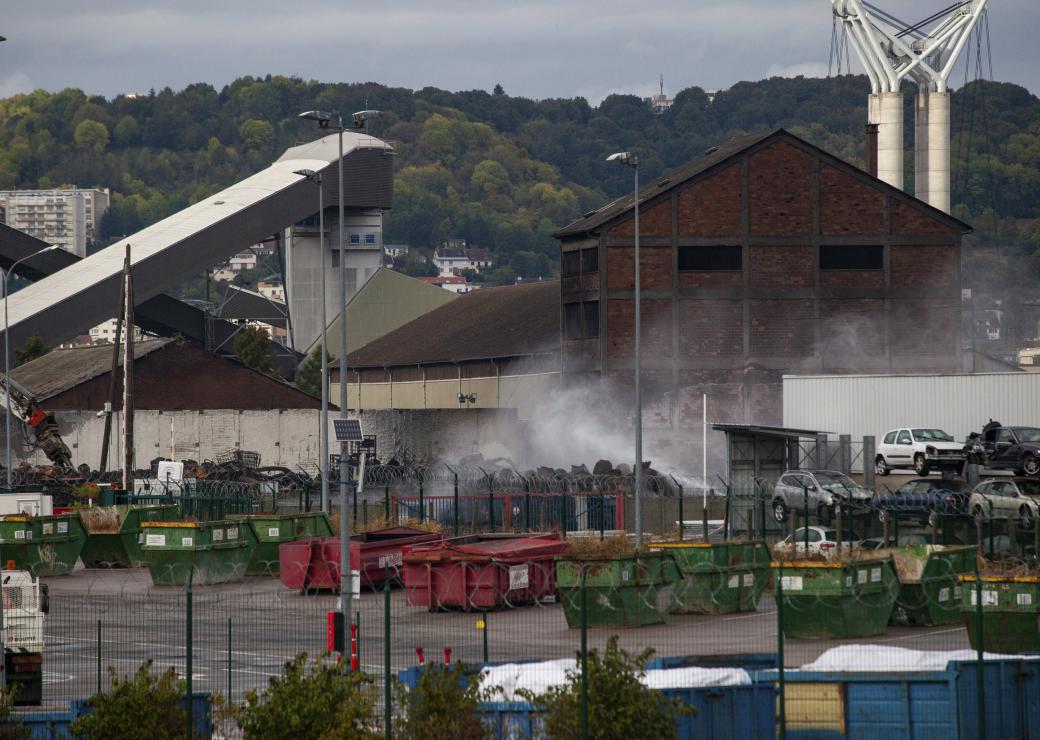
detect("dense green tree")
(234, 325), (277, 376)
(73, 119), (108, 152)
(113, 115), (140, 147)
(239, 118), (275, 153)
(14, 333), (50, 367)
(295, 345), (330, 398)
(0, 73), (1037, 315)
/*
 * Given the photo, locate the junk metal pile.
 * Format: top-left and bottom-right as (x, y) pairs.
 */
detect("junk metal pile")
(4, 449), (316, 499)
(2, 446), (686, 504)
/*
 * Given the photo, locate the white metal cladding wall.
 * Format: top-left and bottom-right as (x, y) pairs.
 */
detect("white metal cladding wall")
(783, 373), (1040, 443)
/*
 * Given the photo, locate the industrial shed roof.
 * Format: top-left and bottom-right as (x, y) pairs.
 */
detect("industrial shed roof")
(345, 281), (559, 369)
(555, 128), (972, 237)
(11, 338), (172, 402)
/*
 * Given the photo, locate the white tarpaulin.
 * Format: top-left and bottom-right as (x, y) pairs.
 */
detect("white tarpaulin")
(480, 659), (751, 701)
(802, 645), (1038, 673)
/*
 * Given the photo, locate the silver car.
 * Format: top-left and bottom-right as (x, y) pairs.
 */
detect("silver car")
(771, 470), (873, 523)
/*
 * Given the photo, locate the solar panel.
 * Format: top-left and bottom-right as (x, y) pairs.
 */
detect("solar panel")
(334, 419), (364, 443)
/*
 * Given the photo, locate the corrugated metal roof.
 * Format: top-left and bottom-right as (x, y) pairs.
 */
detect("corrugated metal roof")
(345, 281), (559, 368)
(218, 285), (288, 326)
(10, 338), (172, 401)
(307, 267), (458, 359)
(1, 131), (393, 347)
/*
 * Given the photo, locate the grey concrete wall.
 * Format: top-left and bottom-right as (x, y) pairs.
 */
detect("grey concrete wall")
(356, 408), (529, 464)
(4, 407), (532, 472)
(6, 410), (323, 470)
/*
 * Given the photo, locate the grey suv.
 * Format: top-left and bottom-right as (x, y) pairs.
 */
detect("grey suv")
(771, 470), (873, 523)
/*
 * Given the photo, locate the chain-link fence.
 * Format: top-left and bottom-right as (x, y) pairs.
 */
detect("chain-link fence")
(4, 480), (1039, 738)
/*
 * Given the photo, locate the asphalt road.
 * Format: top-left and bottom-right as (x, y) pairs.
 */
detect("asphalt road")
(30, 565), (974, 709)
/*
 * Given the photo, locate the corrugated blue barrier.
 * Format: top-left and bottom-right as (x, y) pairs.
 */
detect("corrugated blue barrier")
(398, 654), (777, 740)
(764, 659), (1040, 740)
(11, 693), (213, 739)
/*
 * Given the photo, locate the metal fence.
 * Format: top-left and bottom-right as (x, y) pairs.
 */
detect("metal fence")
(5, 484), (1040, 738)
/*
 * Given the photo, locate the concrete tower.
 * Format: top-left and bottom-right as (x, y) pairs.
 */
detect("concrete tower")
(832, 0), (988, 213)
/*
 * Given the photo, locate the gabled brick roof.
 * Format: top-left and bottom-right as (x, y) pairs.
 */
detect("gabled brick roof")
(555, 127), (972, 238)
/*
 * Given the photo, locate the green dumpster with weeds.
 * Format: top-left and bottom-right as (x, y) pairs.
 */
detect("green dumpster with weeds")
(139, 520), (257, 586)
(0, 514), (86, 576)
(556, 537), (677, 627)
(959, 573), (1040, 653)
(652, 540), (770, 614)
(773, 557), (899, 639)
(876, 544), (976, 626)
(80, 505), (179, 568)
(229, 511), (333, 575)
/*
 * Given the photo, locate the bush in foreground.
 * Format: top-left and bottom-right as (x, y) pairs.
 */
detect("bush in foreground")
(394, 662), (493, 740)
(71, 661), (191, 740)
(519, 636), (688, 740)
(235, 652), (378, 739)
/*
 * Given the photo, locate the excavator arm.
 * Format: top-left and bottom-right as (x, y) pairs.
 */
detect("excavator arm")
(0, 374), (73, 472)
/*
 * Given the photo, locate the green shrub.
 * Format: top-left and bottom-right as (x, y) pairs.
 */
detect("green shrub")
(519, 636), (689, 740)
(235, 652), (379, 739)
(394, 663), (494, 740)
(0, 684), (28, 740)
(70, 661), (191, 740)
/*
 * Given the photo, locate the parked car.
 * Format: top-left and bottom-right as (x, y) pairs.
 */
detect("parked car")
(872, 478), (972, 526)
(964, 421), (1040, 477)
(773, 526), (862, 557)
(771, 470), (873, 523)
(875, 428), (966, 476)
(969, 477), (1040, 528)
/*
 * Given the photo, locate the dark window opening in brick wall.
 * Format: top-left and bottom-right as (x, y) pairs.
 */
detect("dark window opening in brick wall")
(580, 248), (599, 273)
(563, 248), (599, 276)
(565, 301), (599, 339)
(820, 244), (883, 270)
(564, 302), (582, 339)
(678, 245), (742, 271)
(562, 251), (580, 276)
(583, 301), (599, 337)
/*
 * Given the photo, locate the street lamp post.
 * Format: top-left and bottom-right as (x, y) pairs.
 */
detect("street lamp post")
(3, 244), (61, 487)
(607, 152), (642, 548)
(299, 108), (380, 617)
(293, 168), (329, 513)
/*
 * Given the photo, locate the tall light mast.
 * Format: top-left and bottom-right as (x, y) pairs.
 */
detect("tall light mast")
(832, 0), (988, 213)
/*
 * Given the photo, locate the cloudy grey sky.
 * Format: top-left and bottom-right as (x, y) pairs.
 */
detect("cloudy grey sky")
(2, 1), (1037, 103)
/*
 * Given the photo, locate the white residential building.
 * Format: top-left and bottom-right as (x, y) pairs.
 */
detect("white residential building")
(258, 281), (285, 302)
(211, 250), (259, 282)
(88, 318), (148, 344)
(0, 187), (110, 257)
(433, 246), (493, 277)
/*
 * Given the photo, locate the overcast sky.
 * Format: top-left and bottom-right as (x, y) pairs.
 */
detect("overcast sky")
(2, 1), (1036, 103)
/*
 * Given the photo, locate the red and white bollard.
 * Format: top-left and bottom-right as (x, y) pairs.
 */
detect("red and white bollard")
(416, 647), (425, 667)
(350, 622), (359, 671)
(444, 647), (452, 665)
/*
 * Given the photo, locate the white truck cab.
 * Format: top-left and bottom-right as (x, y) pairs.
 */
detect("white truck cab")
(1, 570), (46, 706)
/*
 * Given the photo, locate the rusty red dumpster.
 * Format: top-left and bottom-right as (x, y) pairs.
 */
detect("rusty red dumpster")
(353, 527), (444, 588)
(278, 538), (314, 591)
(402, 533), (569, 611)
(279, 527), (443, 593)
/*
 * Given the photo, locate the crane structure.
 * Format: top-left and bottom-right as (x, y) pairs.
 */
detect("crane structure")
(832, 0), (988, 213)
(0, 375), (72, 472)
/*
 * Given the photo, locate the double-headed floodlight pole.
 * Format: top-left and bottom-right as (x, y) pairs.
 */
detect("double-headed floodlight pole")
(607, 152), (642, 549)
(293, 168), (328, 514)
(299, 107), (380, 617)
(3, 244), (61, 488)
(832, 0), (988, 212)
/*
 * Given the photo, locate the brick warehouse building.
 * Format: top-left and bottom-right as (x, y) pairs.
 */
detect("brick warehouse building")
(555, 128), (970, 460)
